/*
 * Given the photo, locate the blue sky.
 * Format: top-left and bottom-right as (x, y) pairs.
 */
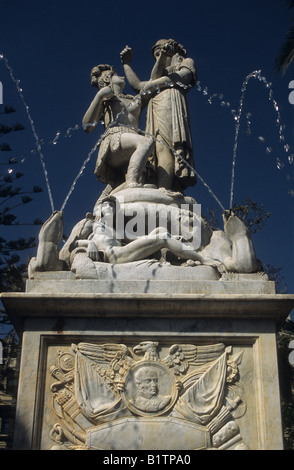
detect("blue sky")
(0, 0), (293, 306)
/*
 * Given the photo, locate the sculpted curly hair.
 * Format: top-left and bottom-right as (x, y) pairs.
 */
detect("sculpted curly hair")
(90, 64), (116, 89)
(151, 39), (187, 58)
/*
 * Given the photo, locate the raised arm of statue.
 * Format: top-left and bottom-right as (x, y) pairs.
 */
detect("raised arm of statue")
(150, 49), (169, 80)
(120, 43), (197, 100)
(82, 85), (114, 133)
(150, 40), (197, 86)
(120, 46), (145, 93)
(141, 66), (194, 94)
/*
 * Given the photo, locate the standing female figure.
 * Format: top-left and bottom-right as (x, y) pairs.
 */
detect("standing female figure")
(121, 39), (197, 191)
(83, 64), (154, 191)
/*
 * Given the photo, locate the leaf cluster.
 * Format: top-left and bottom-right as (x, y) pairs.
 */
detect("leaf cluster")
(0, 106), (43, 299)
(275, 0), (294, 75)
(204, 198), (271, 234)
(277, 320), (294, 449)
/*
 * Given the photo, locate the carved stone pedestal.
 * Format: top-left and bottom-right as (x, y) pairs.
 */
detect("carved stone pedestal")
(1, 279), (293, 451)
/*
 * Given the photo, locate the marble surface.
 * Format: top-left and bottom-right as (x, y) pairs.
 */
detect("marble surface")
(1, 287), (293, 450)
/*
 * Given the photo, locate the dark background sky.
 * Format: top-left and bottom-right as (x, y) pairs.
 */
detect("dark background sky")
(1, 1), (293, 314)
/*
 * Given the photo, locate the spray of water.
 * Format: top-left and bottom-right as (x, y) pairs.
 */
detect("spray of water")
(0, 54), (55, 212)
(229, 70), (262, 209)
(1, 53), (292, 215)
(229, 70), (294, 208)
(60, 137), (100, 212)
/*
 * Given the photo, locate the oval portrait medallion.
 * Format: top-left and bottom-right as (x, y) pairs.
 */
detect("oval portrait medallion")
(122, 360), (178, 417)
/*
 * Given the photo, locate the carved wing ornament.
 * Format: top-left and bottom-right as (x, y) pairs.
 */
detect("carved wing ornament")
(49, 341), (249, 450)
(162, 342), (227, 375)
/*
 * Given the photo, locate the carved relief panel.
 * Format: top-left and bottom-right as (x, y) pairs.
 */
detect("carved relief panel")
(46, 340), (249, 450)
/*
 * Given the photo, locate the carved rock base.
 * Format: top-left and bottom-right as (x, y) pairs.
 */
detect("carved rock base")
(1, 289), (293, 450)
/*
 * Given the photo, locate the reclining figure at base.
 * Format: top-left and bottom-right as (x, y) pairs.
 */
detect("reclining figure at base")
(28, 199), (262, 278)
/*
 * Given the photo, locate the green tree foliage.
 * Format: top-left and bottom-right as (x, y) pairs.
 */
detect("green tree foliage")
(204, 197), (271, 234)
(0, 105), (43, 323)
(275, 0), (294, 75)
(277, 320), (294, 449)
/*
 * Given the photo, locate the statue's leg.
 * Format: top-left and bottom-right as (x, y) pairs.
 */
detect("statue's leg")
(106, 228), (220, 266)
(155, 141), (175, 190)
(119, 134), (154, 186)
(164, 234), (221, 266)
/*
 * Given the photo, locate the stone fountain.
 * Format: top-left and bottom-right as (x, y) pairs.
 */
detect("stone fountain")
(1, 39), (293, 451)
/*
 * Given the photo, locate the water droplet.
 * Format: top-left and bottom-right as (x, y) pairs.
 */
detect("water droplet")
(266, 147), (272, 153)
(258, 136), (265, 142)
(8, 168), (13, 174)
(284, 144), (290, 152)
(279, 135), (285, 142)
(208, 93), (217, 104)
(52, 131), (61, 145)
(0, 53), (4, 60)
(275, 157), (284, 169)
(288, 189), (294, 197)
(202, 87), (208, 95)
(288, 154), (294, 165)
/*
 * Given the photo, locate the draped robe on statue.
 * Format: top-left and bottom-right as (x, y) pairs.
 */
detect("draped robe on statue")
(146, 58), (197, 189)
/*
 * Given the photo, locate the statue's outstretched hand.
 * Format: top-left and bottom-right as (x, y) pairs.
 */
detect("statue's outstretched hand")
(120, 45), (133, 65)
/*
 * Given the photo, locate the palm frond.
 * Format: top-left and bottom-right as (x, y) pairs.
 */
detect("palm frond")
(275, 25), (294, 75)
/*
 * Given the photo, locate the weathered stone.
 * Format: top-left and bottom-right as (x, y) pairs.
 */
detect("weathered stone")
(1, 290), (293, 450)
(3, 38), (294, 452)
